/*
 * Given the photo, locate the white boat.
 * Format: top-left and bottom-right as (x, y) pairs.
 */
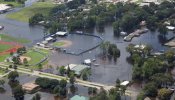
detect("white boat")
(0, 26), (4, 30)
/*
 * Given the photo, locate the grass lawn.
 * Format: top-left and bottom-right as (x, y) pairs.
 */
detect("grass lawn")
(34, 48), (50, 55)
(0, 43), (12, 52)
(0, 54), (9, 62)
(0, 34), (31, 44)
(0, 0), (24, 7)
(6, 1), (56, 22)
(23, 50), (45, 65)
(53, 42), (65, 47)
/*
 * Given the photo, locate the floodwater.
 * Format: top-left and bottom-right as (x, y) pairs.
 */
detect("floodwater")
(50, 26), (174, 85)
(0, 0), (175, 99)
(0, 0), (44, 46)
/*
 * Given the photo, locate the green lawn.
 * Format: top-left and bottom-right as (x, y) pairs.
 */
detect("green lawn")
(53, 42), (65, 47)
(34, 48), (50, 55)
(23, 50), (45, 65)
(6, 1), (56, 22)
(0, 0), (24, 7)
(0, 43), (12, 52)
(0, 54), (9, 62)
(0, 34), (31, 44)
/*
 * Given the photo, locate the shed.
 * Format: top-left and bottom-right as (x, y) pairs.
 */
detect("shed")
(70, 95), (89, 100)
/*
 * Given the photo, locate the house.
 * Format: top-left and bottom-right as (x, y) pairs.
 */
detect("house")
(56, 31), (68, 36)
(22, 82), (40, 93)
(65, 64), (90, 76)
(71, 64), (90, 76)
(70, 95), (89, 100)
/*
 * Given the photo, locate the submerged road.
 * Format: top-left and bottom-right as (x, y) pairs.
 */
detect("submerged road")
(0, 63), (138, 99)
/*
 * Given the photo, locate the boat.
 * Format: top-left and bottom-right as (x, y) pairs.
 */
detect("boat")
(0, 25), (4, 30)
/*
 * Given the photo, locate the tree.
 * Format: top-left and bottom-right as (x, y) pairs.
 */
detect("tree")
(10, 52), (13, 56)
(32, 93), (41, 100)
(158, 24), (168, 38)
(143, 82), (158, 97)
(0, 79), (5, 86)
(158, 88), (171, 100)
(59, 87), (67, 97)
(38, 64), (42, 70)
(53, 85), (60, 96)
(66, 65), (71, 77)
(8, 71), (19, 81)
(88, 87), (97, 95)
(69, 85), (77, 94)
(165, 50), (175, 63)
(12, 56), (21, 65)
(69, 73), (75, 85)
(121, 85), (126, 96)
(150, 73), (173, 88)
(116, 78), (120, 88)
(109, 88), (121, 100)
(35, 77), (50, 89)
(12, 85), (24, 100)
(59, 79), (67, 88)
(29, 13), (44, 25)
(59, 66), (65, 76)
(113, 21), (121, 36)
(126, 44), (135, 55)
(23, 58), (28, 66)
(90, 88), (108, 100)
(82, 72), (88, 80)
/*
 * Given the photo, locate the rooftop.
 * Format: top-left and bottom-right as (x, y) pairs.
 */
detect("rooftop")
(70, 95), (89, 100)
(22, 82), (39, 91)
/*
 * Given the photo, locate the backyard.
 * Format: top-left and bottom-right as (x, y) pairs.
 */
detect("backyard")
(6, 1), (56, 22)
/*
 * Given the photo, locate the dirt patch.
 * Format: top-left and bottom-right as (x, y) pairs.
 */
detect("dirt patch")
(20, 56), (31, 62)
(58, 40), (72, 47)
